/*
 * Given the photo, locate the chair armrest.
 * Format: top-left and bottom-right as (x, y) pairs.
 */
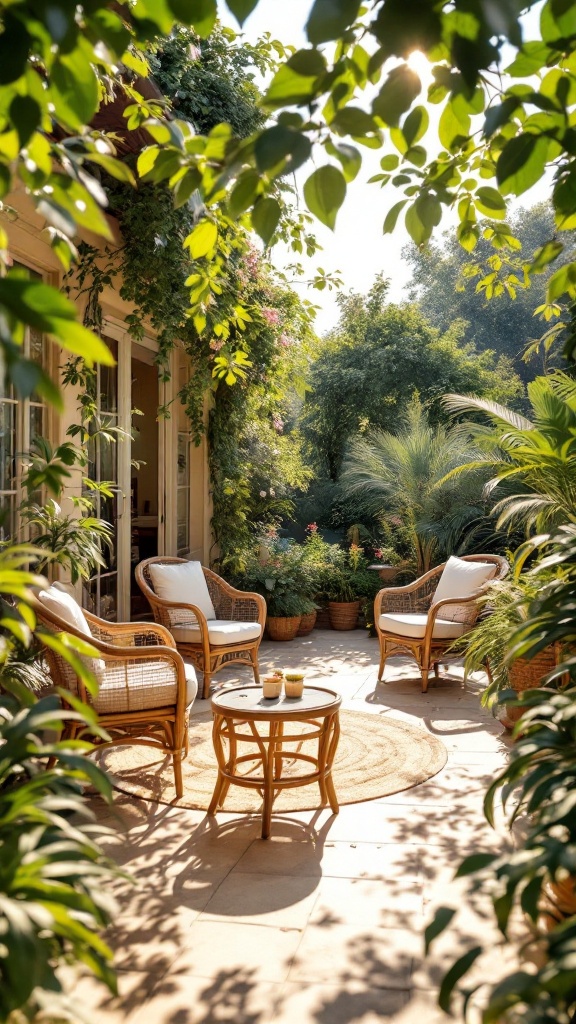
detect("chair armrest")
(427, 592), (482, 629)
(375, 570), (441, 617)
(85, 614), (177, 649)
(204, 570), (266, 626)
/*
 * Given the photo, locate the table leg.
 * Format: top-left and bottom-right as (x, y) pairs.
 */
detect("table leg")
(318, 711), (340, 814)
(274, 720), (284, 779)
(208, 714), (237, 813)
(262, 719), (278, 839)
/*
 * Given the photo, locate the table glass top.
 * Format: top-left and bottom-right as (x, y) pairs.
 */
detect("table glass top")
(212, 685), (340, 715)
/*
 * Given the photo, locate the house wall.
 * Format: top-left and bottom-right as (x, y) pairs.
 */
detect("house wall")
(2, 187), (213, 612)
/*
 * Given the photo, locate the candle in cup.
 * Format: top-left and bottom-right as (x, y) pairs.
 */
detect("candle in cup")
(262, 675), (282, 699)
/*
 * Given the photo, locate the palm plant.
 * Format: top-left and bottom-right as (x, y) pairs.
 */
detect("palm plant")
(20, 499), (113, 584)
(341, 398), (488, 574)
(443, 371), (576, 532)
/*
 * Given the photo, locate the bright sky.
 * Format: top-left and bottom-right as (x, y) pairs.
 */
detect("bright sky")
(220, 0), (547, 336)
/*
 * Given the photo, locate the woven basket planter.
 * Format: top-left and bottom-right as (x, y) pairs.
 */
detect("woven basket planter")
(503, 646), (559, 727)
(297, 611), (317, 636)
(538, 876), (576, 932)
(328, 600), (360, 631)
(314, 606), (331, 629)
(266, 615), (301, 641)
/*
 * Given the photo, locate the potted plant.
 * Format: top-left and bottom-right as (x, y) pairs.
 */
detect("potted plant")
(297, 596), (320, 636)
(326, 545), (378, 630)
(265, 590), (308, 641)
(459, 572), (561, 728)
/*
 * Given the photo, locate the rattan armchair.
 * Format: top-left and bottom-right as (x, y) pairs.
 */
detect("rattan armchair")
(135, 556), (266, 698)
(35, 601), (197, 797)
(374, 554), (508, 693)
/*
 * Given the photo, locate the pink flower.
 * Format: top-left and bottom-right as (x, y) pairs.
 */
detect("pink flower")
(209, 339), (224, 351)
(261, 307), (280, 325)
(279, 333), (291, 348)
(307, 523), (318, 533)
(272, 415), (284, 433)
(374, 548), (383, 560)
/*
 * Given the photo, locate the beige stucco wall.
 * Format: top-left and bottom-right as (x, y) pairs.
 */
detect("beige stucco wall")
(2, 187), (213, 569)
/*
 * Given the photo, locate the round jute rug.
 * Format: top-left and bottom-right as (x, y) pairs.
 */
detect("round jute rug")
(96, 710), (447, 812)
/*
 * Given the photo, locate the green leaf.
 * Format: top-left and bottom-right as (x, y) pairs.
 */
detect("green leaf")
(265, 62), (321, 108)
(475, 186), (507, 218)
(251, 197), (281, 245)
(547, 261), (576, 301)
(225, 0), (259, 25)
(185, 220), (218, 259)
(497, 134), (550, 196)
(303, 165), (346, 229)
(439, 100), (470, 151)
(372, 66), (421, 126)
(10, 96), (41, 148)
(0, 13), (30, 86)
(306, 0), (362, 45)
(331, 106), (378, 136)
(325, 140), (362, 182)
(288, 49), (327, 77)
(229, 169), (261, 218)
(402, 105), (429, 146)
(380, 154), (400, 171)
(505, 41), (552, 76)
(88, 154), (136, 186)
(529, 239), (564, 274)
(455, 853), (497, 877)
(405, 194), (441, 245)
(383, 199), (407, 234)
(255, 125), (311, 173)
(51, 45), (99, 130)
(438, 947), (483, 1013)
(169, 0), (216, 36)
(424, 907), (456, 954)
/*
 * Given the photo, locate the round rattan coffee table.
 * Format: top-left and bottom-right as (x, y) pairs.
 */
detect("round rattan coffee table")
(208, 685), (342, 838)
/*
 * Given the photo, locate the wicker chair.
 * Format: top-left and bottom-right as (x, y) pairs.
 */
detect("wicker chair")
(35, 600), (196, 797)
(135, 557), (266, 698)
(374, 554), (509, 693)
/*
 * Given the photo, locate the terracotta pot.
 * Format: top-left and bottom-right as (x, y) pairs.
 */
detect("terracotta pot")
(297, 611), (317, 636)
(328, 600), (360, 631)
(502, 646), (559, 727)
(369, 564), (399, 583)
(266, 615), (301, 641)
(314, 607), (331, 629)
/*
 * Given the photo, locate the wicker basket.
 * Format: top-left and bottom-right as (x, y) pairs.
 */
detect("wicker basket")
(266, 615), (301, 641)
(297, 611), (317, 636)
(314, 606), (331, 629)
(503, 646), (559, 726)
(328, 600), (360, 631)
(538, 876), (576, 932)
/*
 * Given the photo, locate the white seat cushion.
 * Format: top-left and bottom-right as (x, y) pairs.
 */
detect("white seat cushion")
(38, 583), (105, 681)
(149, 561), (217, 629)
(432, 556), (497, 623)
(171, 620), (262, 647)
(379, 612), (466, 640)
(94, 659), (198, 715)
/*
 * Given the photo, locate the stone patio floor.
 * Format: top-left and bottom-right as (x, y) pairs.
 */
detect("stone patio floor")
(69, 629), (517, 1024)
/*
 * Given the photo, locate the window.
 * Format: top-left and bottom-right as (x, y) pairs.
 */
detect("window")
(0, 267), (48, 540)
(176, 358), (191, 556)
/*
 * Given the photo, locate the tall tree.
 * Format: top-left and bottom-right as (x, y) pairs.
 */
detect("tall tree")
(302, 277), (523, 481)
(405, 203), (574, 382)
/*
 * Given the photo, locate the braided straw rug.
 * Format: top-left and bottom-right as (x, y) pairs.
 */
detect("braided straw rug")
(97, 709), (447, 811)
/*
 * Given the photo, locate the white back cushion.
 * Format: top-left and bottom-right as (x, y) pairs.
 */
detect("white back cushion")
(38, 583), (105, 680)
(149, 561), (216, 627)
(432, 556), (497, 623)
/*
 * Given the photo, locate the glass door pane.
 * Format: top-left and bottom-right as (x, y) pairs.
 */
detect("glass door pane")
(84, 339), (119, 621)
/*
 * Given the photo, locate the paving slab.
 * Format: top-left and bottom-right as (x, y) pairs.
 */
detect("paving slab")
(69, 636), (516, 1024)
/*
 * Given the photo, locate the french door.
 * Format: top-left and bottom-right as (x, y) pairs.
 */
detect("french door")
(84, 337), (161, 621)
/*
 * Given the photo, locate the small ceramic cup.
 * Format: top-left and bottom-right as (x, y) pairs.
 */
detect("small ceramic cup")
(284, 673), (304, 698)
(262, 675), (283, 699)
